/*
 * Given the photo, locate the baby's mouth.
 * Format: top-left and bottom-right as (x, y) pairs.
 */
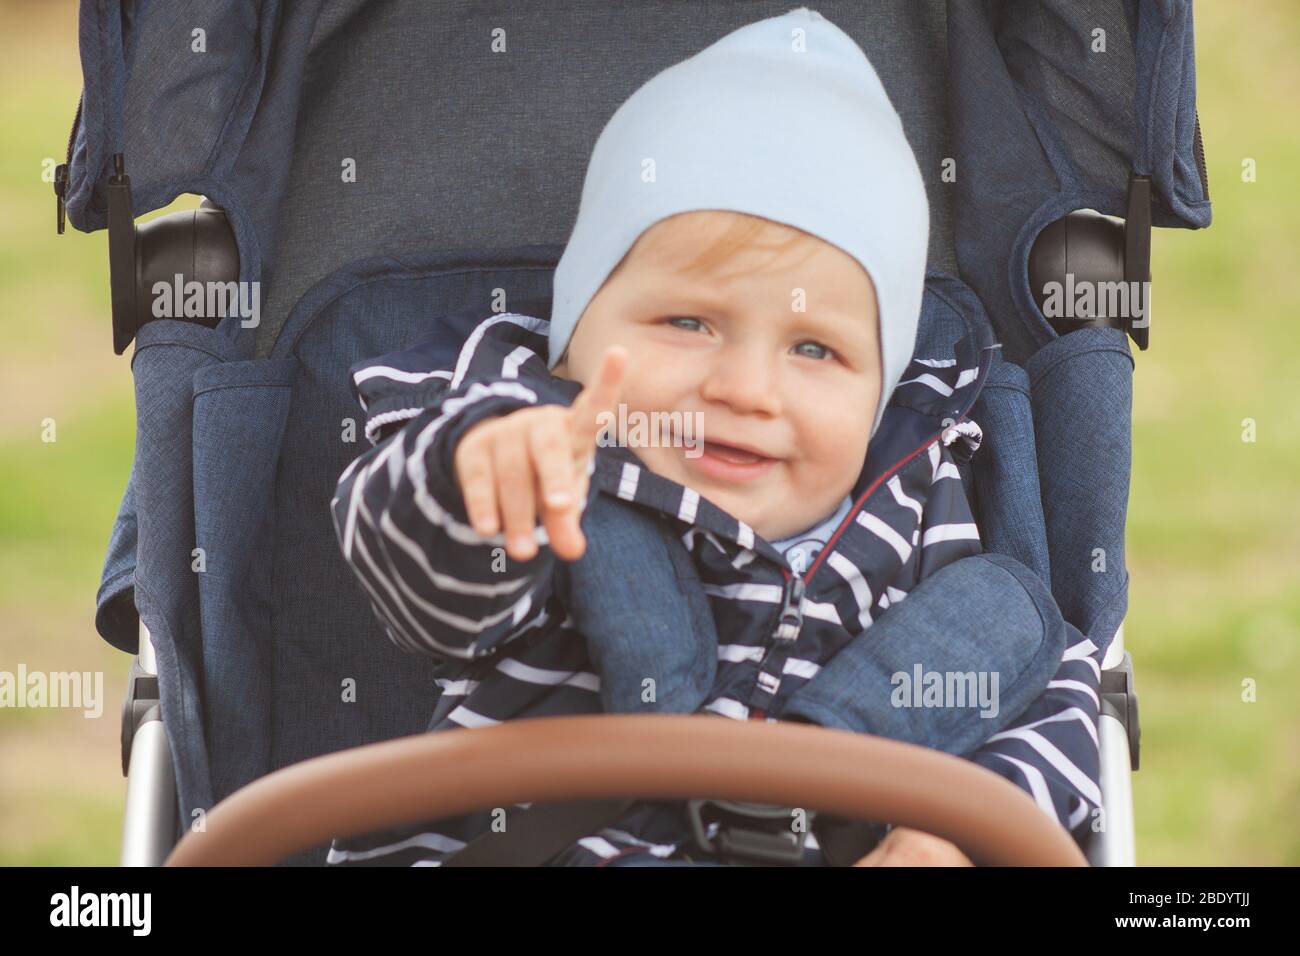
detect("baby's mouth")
(701, 440), (770, 464)
(686, 439), (780, 483)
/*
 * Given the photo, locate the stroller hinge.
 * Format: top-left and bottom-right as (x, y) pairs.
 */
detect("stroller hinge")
(120, 654), (161, 777)
(1099, 650), (1141, 771)
(1028, 171), (1155, 351)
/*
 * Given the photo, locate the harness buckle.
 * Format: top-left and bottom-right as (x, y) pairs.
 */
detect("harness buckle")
(686, 799), (812, 866)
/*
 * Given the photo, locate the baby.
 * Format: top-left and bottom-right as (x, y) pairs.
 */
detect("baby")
(329, 8), (1085, 867)
(456, 207), (967, 866)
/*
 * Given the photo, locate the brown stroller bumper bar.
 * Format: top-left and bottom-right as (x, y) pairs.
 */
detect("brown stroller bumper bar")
(165, 715), (1088, 867)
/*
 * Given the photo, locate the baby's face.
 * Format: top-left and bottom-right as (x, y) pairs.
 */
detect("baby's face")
(555, 211), (880, 542)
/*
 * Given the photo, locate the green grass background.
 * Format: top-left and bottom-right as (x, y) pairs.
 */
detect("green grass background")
(0, 1), (1296, 865)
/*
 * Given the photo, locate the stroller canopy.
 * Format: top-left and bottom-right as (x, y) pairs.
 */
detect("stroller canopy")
(68, 0), (1209, 360)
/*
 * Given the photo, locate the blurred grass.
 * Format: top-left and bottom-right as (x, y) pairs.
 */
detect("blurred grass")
(1124, 0), (1300, 865)
(0, 0), (1297, 866)
(0, 1), (195, 865)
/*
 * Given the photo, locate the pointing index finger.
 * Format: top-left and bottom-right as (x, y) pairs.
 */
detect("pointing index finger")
(570, 346), (628, 448)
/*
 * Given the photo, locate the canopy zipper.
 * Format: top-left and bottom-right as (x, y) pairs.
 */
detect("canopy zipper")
(1192, 110), (1209, 200)
(54, 92), (83, 234)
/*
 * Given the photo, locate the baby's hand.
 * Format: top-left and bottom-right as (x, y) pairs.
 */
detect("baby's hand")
(453, 347), (627, 563)
(852, 826), (974, 867)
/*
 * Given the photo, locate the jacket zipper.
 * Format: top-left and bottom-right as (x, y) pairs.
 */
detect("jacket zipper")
(758, 425), (946, 705)
(748, 338), (994, 711)
(1192, 110), (1209, 200)
(745, 350), (1001, 731)
(800, 423), (965, 586)
(799, 340), (996, 590)
(767, 422), (953, 650)
(773, 572), (806, 640)
(54, 93), (83, 234)
(768, 342), (996, 643)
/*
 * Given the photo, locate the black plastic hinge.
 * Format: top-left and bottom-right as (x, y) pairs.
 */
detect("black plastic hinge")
(1099, 650), (1141, 771)
(120, 655), (161, 776)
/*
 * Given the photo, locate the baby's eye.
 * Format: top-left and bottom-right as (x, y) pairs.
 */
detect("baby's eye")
(792, 340), (834, 360)
(667, 316), (707, 332)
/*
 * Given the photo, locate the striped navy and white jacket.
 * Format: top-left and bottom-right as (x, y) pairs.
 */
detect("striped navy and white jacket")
(327, 311), (1105, 866)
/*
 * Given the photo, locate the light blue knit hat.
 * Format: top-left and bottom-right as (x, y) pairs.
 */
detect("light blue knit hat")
(549, 7), (929, 439)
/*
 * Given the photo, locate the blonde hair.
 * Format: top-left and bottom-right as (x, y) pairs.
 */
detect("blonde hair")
(618, 210), (822, 282)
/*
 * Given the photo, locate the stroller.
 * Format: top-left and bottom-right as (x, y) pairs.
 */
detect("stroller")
(58, 0), (1210, 866)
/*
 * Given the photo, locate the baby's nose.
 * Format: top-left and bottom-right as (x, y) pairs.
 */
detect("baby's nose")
(700, 350), (782, 416)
